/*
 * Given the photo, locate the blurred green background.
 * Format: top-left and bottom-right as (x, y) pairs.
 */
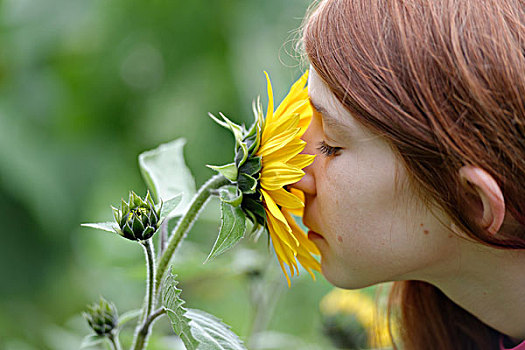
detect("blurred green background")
(0, 0), (356, 349)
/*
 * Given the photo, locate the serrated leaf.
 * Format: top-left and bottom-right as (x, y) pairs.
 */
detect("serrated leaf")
(81, 222), (118, 233)
(162, 270), (199, 349)
(186, 308), (247, 350)
(138, 139), (196, 217)
(159, 194), (183, 220)
(80, 334), (106, 349)
(205, 188), (246, 262)
(206, 163), (238, 182)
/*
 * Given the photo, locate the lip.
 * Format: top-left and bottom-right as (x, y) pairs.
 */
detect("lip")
(307, 230), (324, 241)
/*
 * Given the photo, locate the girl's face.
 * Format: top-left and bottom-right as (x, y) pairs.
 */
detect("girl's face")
(294, 69), (458, 289)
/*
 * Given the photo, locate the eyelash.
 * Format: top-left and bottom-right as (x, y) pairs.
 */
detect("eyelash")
(317, 141), (342, 157)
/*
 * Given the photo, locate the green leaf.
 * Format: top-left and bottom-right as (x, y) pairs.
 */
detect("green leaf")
(118, 309), (141, 327)
(138, 139), (196, 217)
(218, 185), (243, 207)
(237, 173), (257, 194)
(159, 194), (183, 220)
(239, 157), (261, 176)
(161, 270), (199, 349)
(80, 334), (106, 349)
(205, 187), (246, 262)
(185, 308), (247, 350)
(206, 163), (238, 182)
(81, 222), (118, 233)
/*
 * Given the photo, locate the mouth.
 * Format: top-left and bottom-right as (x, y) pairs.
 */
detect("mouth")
(307, 230), (324, 241)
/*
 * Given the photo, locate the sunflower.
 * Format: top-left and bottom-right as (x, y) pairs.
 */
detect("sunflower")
(255, 71), (320, 285)
(209, 71), (320, 285)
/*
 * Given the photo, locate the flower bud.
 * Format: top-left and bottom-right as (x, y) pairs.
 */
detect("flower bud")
(112, 191), (161, 241)
(83, 297), (118, 336)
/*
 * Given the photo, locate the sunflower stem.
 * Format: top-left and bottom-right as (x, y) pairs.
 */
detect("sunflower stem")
(154, 174), (229, 295)
(131, 239), (156, 350)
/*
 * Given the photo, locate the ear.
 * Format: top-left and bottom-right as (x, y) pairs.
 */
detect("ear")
(458, 165), (505, 235)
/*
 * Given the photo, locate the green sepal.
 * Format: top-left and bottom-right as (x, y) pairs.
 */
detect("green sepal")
(242, 196), (266, 226)
(206, 163), (238, 182)
(250, 97), (264, 154)
(239, 156), (261, 176)
(209, 112), (243, 146)
(206, 186), (247, 262)
(218, 185), (243, 207)
(238, 173), (257, 194)
(234, 143), (249, 168)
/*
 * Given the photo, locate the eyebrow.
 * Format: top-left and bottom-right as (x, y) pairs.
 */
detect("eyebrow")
(309, 97), (351, 132)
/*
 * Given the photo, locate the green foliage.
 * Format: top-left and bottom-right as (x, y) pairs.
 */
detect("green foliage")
(185, 309), (247, 350)
(206, 186), (247, 262)
(162, 270), (247, 350)
(161, 270), (199, 349)
(139, 139), (196, 217)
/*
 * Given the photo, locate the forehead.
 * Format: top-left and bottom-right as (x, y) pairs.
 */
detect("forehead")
(307, 68), (358, 131)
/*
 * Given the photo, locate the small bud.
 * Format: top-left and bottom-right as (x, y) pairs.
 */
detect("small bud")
(83, 297), (118, 336)
(113, 191), (161, 241)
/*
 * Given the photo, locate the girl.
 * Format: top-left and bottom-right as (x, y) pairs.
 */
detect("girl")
(293, 0), (525, 349)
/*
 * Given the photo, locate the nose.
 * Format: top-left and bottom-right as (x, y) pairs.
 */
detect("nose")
(291, 119), (317, 196)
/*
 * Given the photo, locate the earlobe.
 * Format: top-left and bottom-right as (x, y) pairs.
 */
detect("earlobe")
(459, 166), (505, 235)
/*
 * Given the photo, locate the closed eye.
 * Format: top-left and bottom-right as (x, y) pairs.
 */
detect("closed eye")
(317, 141), (342, 157)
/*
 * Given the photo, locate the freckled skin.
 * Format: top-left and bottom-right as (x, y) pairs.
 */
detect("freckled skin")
(424, 230), (429, 235)
(294, 69), (459, 289)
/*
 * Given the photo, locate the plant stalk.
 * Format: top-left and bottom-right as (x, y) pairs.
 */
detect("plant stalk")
(131, 239), (156, 350)
(130, 308), (166, 350)
(154, 174), (228, 294)
(108, 332), (122, 350)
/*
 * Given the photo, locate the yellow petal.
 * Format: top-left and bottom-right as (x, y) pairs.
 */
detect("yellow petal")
(274, 71), (309, 117)
(260, 189), (289, 227)
(267, 188), (304, 209)
(262, 138), (306, 164)
(260, 113), (300, 146)
(283, 209), (320, 256)
(265, 207), (299, 252)
(258, 127), (300, 158)
(287, 153), (315, 170)
(286, 188), (306, 216)
(260, 162), (305, 190)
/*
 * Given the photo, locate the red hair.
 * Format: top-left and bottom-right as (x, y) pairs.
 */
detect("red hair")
(303, 0), (525, 348)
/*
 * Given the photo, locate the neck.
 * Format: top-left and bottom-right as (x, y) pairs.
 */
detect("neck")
(424, 239), (525, 340)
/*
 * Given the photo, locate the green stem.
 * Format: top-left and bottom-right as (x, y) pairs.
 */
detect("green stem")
(108, 333), (122, 350)
(131, 239), (156, 350)
(142, 240), (156, 321)
(130, 308), (166, 350)
(154, 174), (228, 294)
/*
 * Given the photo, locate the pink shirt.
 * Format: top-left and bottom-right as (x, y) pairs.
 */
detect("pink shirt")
(500, 338), (525, 350)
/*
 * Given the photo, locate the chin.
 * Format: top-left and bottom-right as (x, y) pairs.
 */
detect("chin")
(320, 258), (382, 290)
